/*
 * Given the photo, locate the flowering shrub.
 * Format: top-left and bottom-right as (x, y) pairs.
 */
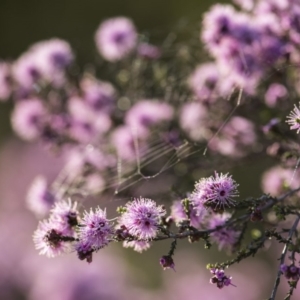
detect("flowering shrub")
(2, 0), (300, 299)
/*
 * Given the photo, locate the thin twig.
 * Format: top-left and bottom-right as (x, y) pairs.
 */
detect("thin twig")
(269, 215), (300, 300)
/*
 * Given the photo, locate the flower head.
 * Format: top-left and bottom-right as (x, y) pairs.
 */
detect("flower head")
(286, 103), (300, 133)
(50, 199), (79, 230)
(33, 219), (72, 257)
(120, 197), (166, 240)
(210, 268), (235, 289)
(191, 172), (239, 212)
(79, 207), (113, 250)
(95, 17), (137, 61)
(11, 98), (47, 141)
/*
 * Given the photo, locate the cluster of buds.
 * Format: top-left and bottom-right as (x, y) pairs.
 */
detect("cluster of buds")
(209, 268), (235, 289)
(280, 264), (300, 281)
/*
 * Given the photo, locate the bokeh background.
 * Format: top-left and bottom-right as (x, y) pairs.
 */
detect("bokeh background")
(0, 0), (293, 299)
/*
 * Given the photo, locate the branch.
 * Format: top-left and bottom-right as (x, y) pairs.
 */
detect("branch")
(269, 215), (300, 300)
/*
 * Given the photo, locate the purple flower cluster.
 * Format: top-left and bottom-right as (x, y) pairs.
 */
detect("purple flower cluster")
(191, 172), (239, 212)
(210, 268), (235, 289)
(280, 264), (300, 281)
(200, 3), (287, 94)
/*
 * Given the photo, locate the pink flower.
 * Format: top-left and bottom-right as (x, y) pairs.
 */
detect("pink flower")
(120, 197), (165, 240)
(125, 100), (174, 137)
(95, 17), (137, 61)
(26, 175), (56, 217)
(191, 172), (239, 212)
(286, 103), (300, 133)
(33, 219), (73, 258)
(11, 98), (46, 141)
(78, 207), (113, 250)
(208, 213), (240, 251)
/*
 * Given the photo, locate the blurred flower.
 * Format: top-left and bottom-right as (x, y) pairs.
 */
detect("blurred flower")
(125, 100), (174, 138)
(261, 165), (300, 196)
(265, 83), (287, 107)
(208, 213), (240, 251)
(188, 63), (221, 103)
(26, 175), (56, 217)
(11, 98), (46, 141)
(208, 116), (256, 158)
(80, 77), (116, 112)
(179, 102), (209, 142)
(95, 17), (137, 61)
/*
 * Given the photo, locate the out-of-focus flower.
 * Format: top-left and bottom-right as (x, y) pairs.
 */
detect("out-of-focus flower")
(125, 100), (174, 137)
(265, 83), (287, 107)
(208, 213), (240, 251)
(78, 207), (113, 251)
(188, 63), (222, 103)
(111, 125), (147, 162)
(11, 98), (47, 141)
(68, 97), (111, 143)
(27, 175), (56, 217)
(179, 102), (210, 142)
(80, 77), (116, 112)
(95, 17), (137, 61)
(120, 197), (165, 240)
(191, 172), (239, 212)
(209, 116), (256, 158)
(286, 103), (300, 133)
(261, 165), (300, 196)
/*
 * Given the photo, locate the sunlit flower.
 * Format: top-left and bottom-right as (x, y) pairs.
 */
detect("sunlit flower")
(79, 207), (113, 250)
(191, 172), (239, 212)
(120, 197), (165, 240)
(286, 103), (300, 133)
